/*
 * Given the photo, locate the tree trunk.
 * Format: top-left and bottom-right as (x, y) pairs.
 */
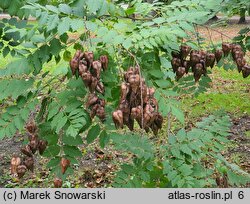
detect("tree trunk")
(238, 8), (246, 24)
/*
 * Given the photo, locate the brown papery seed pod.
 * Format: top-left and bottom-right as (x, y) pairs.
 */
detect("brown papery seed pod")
(112, 110), (124, 129)
(171, 58), (181, 73)
(17, 165), (27, 179)
(38, 140), (48, 155)
(21, 145), (33, 157)
(26, 120), (37, 134)
(24, 157), (34, 172)
(205, 53), (216, 68)
(215, 49), (223, 63)
(29, 135), (39, 154)
(242, 64), (250, 78)
(236, 57), (246, 72)
(100, 55), (109, 71)
(222, 42), (231, 57)
(176, 67), (186, 81)
(60, 158), (70, 174)
(92, 60), (102, 79)
(54, 178), (63, 188)
(10, 156), (21, 175)
(84, 52), (94, 68)
(180, 45), (191, 59)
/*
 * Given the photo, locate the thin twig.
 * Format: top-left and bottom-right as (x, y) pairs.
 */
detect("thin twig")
(198, 24), (232, 40)
(206, 27), (215, 49)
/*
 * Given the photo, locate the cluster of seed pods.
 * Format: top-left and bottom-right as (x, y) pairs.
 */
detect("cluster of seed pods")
(112, 66), (163, 135)
(70, 50), (109, 121)
(10, 121), (48, 179)
(171, 43), (250, 82)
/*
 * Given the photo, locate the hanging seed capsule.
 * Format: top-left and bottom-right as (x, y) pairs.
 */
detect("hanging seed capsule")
(10, 156), (21, 175)
(180, 45), (191, 59)
(206, 52), (216, 68)
(60, 158), (70, 174)
(176, 67), (186, 81)
(38, 140), (48, 155)
(215, 49), (223, 63)
(222, 42), (231, 57)
(21, 145), (33, 157)
(242, 64), (250, 78)
(54, 178), (63, 188)
(24, 157), (34, 172)
(171, 58), (182, 73)
(17, 165), (27, 179)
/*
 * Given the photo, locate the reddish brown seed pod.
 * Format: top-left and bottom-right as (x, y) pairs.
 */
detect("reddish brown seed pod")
(81, 71), (93, 88)
(96, 81), (105, 94)
(84, 51), (94, 68)
(199, 50), (207, 60)
(100, 55), (109, 71)
(29, 135), (39, 154)
(180, 45), (191, 59)
(17, 165), (27, 179)
(236, 57), (246, 72)
(215, 49), (223, 63)
(92, 60), (102, 79)
(206, 52), (216, 68)
(112, 110), (124, 129)
(242, 64), (250, 78)
(222, 42), (231, 57)
(38, 140), (48, 155)
(26, 121), (37, 134)
(190, 52), (201, 67)
(54, 178), (63, 188)
(78, 61), (88, 76)
(147, 87), (155, 98)
(120, 82), (130, 101)
(60, 158), (70, 174)
(182, 60), (191, 74)
(24, 157), (34, 172)
(96, 106), (106, 121)
(131, 106), (143, 127)
(10, 156), (21, 175)
(232, 50), (244, 61)
(171, 58), (182, 73)
(86, 93), (99, 108)
(176, 67), (186, 81)
(21, 145), (33, 157)
(193, 63), (203, 82)
(231, 44), (242, 53)
(69, 58), (79, 76)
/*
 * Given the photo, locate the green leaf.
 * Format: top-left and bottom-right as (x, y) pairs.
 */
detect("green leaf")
(66, 125), (79, 138)
(70, 19), (84, 31)
(179, 164), (193, 176)
(47, 14), (59, 31)
(171, 106), (185, 124)
(63, 134), (83, 146)
(64, 145), (82, 157)
(43, 145), (60, 157)
(180, 144), (192, 156)
(59, 4), (72, 14)
(0, 58), (33, 76)
(99, 130), (110, 148)
(86, 124), (101, 144)
(155, 79), (172, 88)
(58, 17), (71, 36)
(56, 116), (67, 133)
